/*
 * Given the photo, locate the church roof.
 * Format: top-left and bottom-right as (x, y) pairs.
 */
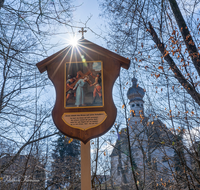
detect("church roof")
(110, 128), (129, 157)
(143, 117), (174, 149)
(110, 117), (175, 157)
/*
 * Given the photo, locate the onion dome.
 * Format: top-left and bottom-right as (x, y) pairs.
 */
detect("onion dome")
(127, 77), (145, 102)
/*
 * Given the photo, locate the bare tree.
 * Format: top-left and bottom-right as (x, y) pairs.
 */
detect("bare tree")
(99, 0), (200, 189)
(0, 0), (77, 189)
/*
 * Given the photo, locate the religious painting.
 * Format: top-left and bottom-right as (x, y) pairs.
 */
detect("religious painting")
(65, 61), (104, 108)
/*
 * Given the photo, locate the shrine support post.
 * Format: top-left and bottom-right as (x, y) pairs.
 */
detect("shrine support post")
(81, 141), (91, 189)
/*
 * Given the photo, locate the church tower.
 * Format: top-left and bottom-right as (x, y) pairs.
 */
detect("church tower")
(127, 77), (145, 119)
(110, 76), (176, 188)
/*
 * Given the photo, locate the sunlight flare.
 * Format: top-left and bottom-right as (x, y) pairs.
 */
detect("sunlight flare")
(69, 36), (78, 47)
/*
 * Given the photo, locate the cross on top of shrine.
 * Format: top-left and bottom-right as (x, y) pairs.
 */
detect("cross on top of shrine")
(78, 28), (87, 39)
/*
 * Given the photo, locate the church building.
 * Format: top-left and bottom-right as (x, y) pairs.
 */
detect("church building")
(110, 77), (177, 189)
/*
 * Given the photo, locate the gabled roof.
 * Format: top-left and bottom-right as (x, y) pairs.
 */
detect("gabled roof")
(143, 118), (175, 149)
(110, 118), (175, 157)
(110, 128), (129, 157)
(36, 38), (130, 73)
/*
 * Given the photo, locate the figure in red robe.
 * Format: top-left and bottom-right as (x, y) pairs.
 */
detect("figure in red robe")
(90, 73), (102, 105)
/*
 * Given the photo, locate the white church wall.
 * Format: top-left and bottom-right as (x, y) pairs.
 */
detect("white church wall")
(110, 76), (183, 188)
(110, 156), (121, 186)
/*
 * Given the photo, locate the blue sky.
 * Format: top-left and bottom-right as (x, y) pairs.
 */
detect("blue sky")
(47, 0), (107, 59)
(72, 0), (105, 45)
(51, 0), (106, 54)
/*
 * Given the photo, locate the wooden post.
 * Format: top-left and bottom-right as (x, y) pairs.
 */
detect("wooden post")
(81, 141), (91, 190)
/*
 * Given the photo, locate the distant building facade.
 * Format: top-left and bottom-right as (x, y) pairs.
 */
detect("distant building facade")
(110, 77), (181, 189)
(0, 155), (45, 190)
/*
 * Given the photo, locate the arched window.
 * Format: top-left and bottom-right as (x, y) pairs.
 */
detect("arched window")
(136, 104), (140, 107)
(152, 158), (157, 171)
(117, 164), (120, 176)
(132, 104), (135, 107)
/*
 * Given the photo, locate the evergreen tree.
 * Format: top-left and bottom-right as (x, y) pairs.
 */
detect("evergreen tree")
(50, 133), (80, 189)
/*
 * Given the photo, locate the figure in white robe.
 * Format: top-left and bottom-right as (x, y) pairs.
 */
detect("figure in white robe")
(73, 76), (88, 107)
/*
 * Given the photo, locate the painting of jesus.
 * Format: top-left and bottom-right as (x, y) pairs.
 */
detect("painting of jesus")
(65, 61), (104, 108)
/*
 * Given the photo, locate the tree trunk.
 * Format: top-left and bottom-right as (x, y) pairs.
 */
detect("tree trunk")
(0, 0), (4, 9)
(148, 22), (200, 106)
(168, 0), (200, 77)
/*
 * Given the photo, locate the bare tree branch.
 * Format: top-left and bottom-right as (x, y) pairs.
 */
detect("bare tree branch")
(148, 21), (200, 106)
(168, 0), (200, 77)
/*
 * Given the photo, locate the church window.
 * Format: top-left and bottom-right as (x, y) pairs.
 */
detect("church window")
(152, 158), (157, 171)
(163, 168), (168, 173)
(141, 104), (143, 107)
(124, 165), (129, 173)
(132, 112), (134, 117)
(162, 155), (168, 162)
(136, 104), (140, 106)
(117, 164), (120, 176)
(132, 104), (135, 107)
